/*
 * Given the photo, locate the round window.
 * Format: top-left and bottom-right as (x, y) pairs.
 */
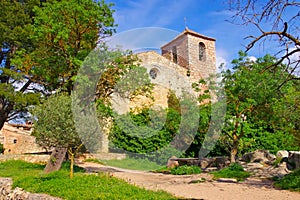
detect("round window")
(149, 68), (159, 79)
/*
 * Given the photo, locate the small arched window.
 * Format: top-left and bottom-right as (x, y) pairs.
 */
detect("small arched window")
(172, 46), (177, 63)
(199, 42), (206, 61)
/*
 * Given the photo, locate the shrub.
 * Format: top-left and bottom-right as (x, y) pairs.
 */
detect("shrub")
(211, 163), (250, 181)
(274, 168), (300, 191)
(170, 165), (201, 175)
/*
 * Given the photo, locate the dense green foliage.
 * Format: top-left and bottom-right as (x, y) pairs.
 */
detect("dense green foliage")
(0, 160), (176, 200)
(211, 163), (251, 181)
(0, 0), (116, 130)
(14, 0), (116, 94)
(109, 108), (181, 164)
(110, 108), (180, 153)
(190, 52), (300, 160)
(275, 168), (300, 192)
(170, 165), (201, 175)
(0, 0), (41, 129)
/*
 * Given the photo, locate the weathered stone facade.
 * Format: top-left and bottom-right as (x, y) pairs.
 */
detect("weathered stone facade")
(115, 28), (216, 114)
(161, 28), (216, 83)
(0, 123), (45, 154)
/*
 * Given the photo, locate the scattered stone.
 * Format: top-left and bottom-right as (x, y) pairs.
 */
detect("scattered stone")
(0, 178), (61, 200)
(199, 157), (230, 170)
(203, 167), (218, 172)
(246, 162), (264, 170)
(216, 178), (238, 183)
(288, 151), (300, 170)
(276, 150), (289, 159)
(167, 156), (179, 169)
(241, 150), (276, 164)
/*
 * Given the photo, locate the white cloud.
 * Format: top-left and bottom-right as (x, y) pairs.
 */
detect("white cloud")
(247, 56), (257, 62)
(113, 0), (194, 32)
(107, 27), (180, 52)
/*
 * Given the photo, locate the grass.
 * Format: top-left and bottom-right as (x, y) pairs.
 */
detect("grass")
(100, 157), (164, 171)
(274, 168), (300, 192)
(170, 165), (201, 175)
(0, 160), (177, 200)
(154, 165), (202, 175)
(210, 163), (251, 181)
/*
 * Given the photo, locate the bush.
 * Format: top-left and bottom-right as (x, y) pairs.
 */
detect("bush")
(170, 165), (201, 175)
(109, 108), (180, 156)
(211, 163), (250, 181)
(274, 168), (300, 191)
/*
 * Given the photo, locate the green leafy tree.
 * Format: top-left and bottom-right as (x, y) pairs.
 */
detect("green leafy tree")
(192, 52), (299, 161)
(220, 52), (299, 162)
(31, 94), (82, 178)
(14, 0), (116, 94)
(0, 0), (41, 129)
(0, 0), (116, 130)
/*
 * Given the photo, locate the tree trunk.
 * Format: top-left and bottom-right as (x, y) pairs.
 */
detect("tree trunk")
(44, 147), (67, 173)
(0, 104), (10, 130)
(69, 151), (75, 179)
(230, 134), (239, 163)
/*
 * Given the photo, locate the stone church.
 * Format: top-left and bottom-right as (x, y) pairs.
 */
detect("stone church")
(115, 28), (217, 113)
(108, 28), (216, 153)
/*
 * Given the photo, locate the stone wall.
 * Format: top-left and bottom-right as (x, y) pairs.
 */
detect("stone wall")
(0, 123), (45, 155)
(0, 154), (50, 164)
(0, 178), (61, 200)
(161, 28), (216, 84)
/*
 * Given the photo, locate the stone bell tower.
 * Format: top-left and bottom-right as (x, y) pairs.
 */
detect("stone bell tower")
(161, 28), (216, 83)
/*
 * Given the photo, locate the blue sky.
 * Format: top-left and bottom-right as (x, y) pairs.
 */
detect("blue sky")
(107, 0), (263, 68)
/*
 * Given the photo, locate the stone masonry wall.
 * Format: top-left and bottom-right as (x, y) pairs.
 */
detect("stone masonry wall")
(0, 123), (45, 154)
(0, 178), (61, 200)
(187, 34), (216, 83)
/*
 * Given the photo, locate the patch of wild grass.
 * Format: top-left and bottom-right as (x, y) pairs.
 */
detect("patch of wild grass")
(211, 163), (251, 181)
(101, 157), (163, 171)
(154, 165), (202, 175)
(274, 168), (300, 192)
(170, 165), (202, 175)
(0, 160), (176, 200)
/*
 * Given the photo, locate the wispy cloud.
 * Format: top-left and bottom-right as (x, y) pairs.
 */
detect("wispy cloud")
(112, 0), (195, 31)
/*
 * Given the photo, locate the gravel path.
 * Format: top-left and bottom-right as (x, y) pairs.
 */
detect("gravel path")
(78, 162), (300, 200)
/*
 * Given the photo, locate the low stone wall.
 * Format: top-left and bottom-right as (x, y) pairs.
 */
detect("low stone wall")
(76, 153), (126, 162)
(0, 154), (50, 164)
(0, 178), (61, 200)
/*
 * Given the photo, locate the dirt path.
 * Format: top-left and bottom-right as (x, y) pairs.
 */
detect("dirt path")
(78, 162), (300, 200)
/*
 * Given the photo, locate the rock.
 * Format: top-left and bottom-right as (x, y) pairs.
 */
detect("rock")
(203, 167), (218, 172)
(0, 177), (61, 200)
(199, 158), (212, 169)
(288, 151), (300, 170)
(241, 150), (276, 164)
(199, 157), (229, 169)
(276, 150), (289, 159)
(216, 178), (238, 183)
(166, 156), (179, 169)
(246, 162), (264, 169)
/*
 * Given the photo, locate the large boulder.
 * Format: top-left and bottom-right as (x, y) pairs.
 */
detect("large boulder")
(288, 151), (300, 170)
(241, 150), (276, 164)
(199, 157), (230, 170)
(166, 156), (179, 169)
(276, 150), (289, 159)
